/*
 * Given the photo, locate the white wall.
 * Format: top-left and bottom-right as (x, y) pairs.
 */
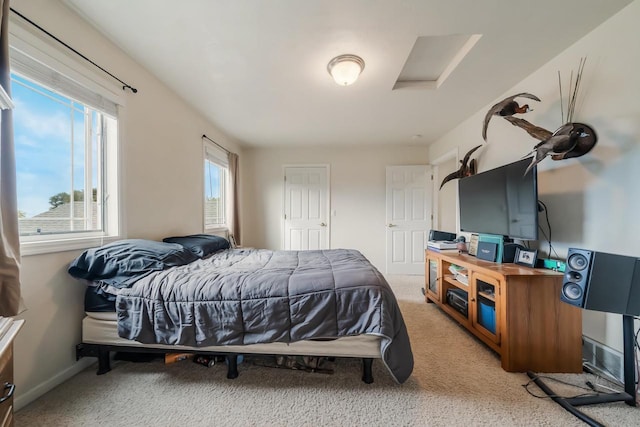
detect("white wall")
(243, 145), (428, 270)
(428, 1), (640, 352)
(434, 156), (458, 234)
(11, 0), (243, 408)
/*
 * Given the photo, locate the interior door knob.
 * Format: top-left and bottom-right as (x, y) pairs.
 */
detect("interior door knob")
(387, 224), (396, 227)
(320, 222), (326, 227)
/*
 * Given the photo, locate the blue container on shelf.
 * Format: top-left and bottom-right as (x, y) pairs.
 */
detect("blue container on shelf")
(478, 298), (496, 334)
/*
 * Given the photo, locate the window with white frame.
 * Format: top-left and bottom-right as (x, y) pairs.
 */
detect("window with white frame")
(203, 142), (228, 230)
(10, 46), (120, 253)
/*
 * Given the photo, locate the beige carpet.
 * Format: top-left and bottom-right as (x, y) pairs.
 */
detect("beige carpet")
(15, 275), (639, 426)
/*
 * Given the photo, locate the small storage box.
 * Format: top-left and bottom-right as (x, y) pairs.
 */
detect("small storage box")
(478, 298), (496, 334)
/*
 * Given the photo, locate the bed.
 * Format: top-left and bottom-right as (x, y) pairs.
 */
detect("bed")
(70, 236), (414, 384)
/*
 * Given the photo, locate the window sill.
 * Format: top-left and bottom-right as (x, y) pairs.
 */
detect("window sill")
(204, 226), (229, 235)
(20, 235), (120, 257)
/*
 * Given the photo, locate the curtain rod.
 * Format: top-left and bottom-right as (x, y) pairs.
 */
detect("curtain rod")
(9, 8), (138, 93)
(202, 134), (231, 154)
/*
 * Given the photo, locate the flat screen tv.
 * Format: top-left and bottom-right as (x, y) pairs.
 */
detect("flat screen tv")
(458, 157), (538, 240)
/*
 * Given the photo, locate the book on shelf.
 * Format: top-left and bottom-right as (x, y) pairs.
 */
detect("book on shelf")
(427, 240), (458, 250)
(448, 264), (469, 285)
(455, 273), (469, 285)
(448, 264), (464, 274)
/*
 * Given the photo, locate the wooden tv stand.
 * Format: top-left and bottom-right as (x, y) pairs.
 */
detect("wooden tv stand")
(425, 249), (582, 373)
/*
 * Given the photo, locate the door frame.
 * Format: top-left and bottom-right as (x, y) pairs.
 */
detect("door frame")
(282, 164), (331, 250)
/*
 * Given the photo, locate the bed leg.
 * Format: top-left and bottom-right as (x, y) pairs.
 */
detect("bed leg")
(362, 358), (374, 384)
(96, 347), (111, 375)
(226, 354), (239, 379)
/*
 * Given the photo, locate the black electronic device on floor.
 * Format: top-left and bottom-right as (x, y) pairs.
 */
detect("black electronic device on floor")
(446, 288), (468, 317)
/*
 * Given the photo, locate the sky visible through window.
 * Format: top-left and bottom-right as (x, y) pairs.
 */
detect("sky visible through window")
(205, 159), (221, 200)
(11, 73), (97, 218)
(204, 158), (224, 225)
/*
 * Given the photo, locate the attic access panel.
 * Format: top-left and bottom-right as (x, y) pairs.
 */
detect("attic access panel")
(394, 34), (481, 90)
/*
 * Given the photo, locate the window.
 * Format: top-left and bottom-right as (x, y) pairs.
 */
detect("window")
(204, 142), (228, 230)
(10, 45), (120, 254)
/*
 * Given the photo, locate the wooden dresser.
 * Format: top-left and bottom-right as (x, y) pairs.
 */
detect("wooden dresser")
(0, 320), (24, 427)
(426, 250), (582, 373)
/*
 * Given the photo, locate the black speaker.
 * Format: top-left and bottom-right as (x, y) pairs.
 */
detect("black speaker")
(560, 248), (640, 316)
(428, 229), (456, 242)
(503, 243), (525, 263)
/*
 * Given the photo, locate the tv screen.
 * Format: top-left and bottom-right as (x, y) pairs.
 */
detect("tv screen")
(458, 157), (538, 240)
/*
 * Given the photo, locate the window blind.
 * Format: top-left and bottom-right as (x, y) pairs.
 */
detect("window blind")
(204, 142), (229, 167)
(10, 46), (118, 116)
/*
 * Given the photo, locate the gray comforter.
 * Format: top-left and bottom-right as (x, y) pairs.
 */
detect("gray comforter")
(115, 248), (413, 383)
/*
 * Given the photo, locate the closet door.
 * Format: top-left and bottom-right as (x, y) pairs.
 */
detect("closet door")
(283, 166), (329, 250)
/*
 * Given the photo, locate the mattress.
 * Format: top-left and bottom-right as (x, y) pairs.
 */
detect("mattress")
(83, 314), (382, 358)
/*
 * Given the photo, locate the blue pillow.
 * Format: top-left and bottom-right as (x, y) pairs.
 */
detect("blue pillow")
(68, 239), (199, 289)
(162, 234), (230, 258)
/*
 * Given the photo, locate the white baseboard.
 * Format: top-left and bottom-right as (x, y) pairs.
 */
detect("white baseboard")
(14, 359), (95, 411)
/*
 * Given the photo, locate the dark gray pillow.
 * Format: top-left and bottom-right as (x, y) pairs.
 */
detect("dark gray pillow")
(68, 239), (199, 289)
(162, 234), (230, 258)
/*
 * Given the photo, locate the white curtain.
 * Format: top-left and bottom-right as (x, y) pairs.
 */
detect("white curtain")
(227, 152), (240, 246)
(0, 0), (21, 316)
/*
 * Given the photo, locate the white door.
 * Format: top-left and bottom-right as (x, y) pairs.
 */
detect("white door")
(284, 166), (329, 250)
(386, 165), (432, 274)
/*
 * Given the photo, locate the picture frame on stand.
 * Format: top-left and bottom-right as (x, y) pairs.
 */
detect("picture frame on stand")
(514, 248), (538, 268)
(468, 234), (479, 256)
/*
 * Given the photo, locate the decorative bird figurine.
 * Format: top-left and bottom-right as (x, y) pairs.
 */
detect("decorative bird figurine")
(503, 116), (552, 142)
(549, 122), (598, 160)
(440, 144), (482, 190)
(523, 127), (590, 175)
(482, 93), (541, 141)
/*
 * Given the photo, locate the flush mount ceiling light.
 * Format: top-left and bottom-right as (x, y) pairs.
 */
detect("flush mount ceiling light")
(327, 54), (365, 86)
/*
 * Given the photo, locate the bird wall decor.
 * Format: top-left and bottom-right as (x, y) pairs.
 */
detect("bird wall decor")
(548, 59), (598, 161)
(523, 127), (590, 176)
(503, 116), (552, 141)
(481, 68), (597, 174)
(548, 122), (597, 160)
(482, 92), (541, 141)
(439, 144), (482, 190)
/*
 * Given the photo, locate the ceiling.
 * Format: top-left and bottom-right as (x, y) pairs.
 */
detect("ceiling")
(64, 0), (632, 148)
